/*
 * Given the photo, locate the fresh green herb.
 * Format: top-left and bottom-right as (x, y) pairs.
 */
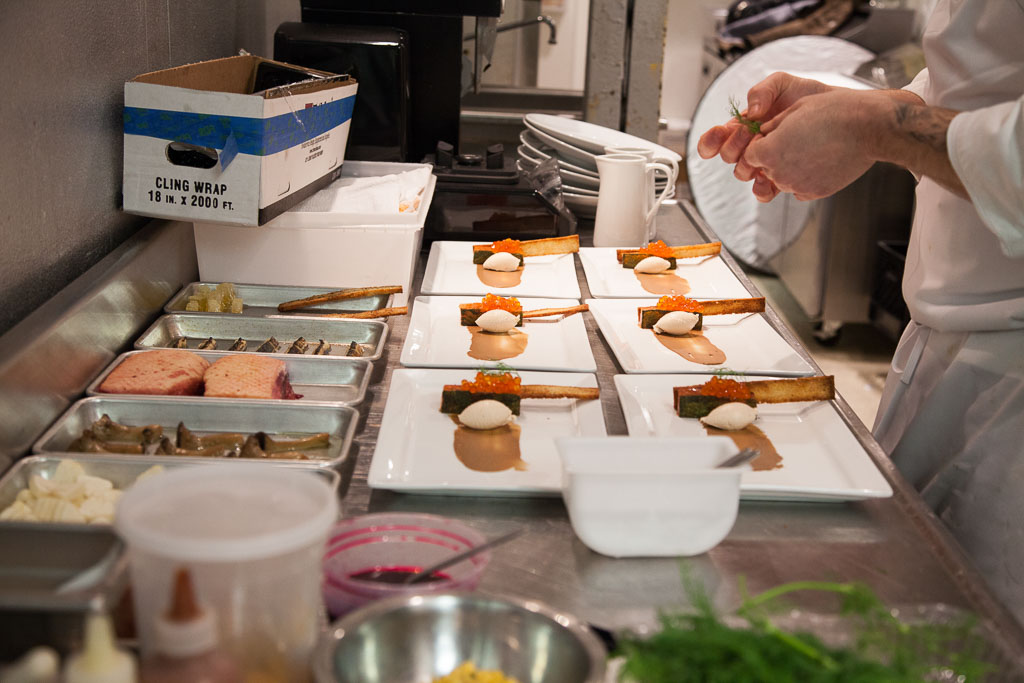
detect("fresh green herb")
(730, 97), (761, 135)
(712, 367), (745, 378)
(614, 574), (992, 682)
(480, 362), (518, 377)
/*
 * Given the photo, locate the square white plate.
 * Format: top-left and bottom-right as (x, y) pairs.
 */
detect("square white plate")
(587, 298), (814, 376)
(421, 241), (582, 298)
(400, 296), (597, 372)
(368, 369), (606, 496)
(579, 248), (752, 299)
(614, 374), (893, 502)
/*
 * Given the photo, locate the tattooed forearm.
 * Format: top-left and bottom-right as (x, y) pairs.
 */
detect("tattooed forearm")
(880, 99), (967, 199)
(893, 103), (958, 153)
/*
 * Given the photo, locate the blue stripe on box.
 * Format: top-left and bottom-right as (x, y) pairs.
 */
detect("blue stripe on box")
(123, 96), (355, 158)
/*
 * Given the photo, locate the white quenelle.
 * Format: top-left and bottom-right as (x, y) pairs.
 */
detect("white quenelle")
(482, 252), (521, 272)
(653, 311), (701, 336)
(458, 399), (514, 430)
(700, 402), (757, 431)
(474, 309), (519, 333)
(633, 256), (671, 274)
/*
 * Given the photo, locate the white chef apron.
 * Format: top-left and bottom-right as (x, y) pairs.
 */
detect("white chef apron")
(874, 319), (1024, 625)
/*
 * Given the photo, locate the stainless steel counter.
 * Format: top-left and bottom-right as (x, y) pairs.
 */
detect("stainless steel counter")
(343, 201), (1024, 676)
(1, 205), (1023, 675)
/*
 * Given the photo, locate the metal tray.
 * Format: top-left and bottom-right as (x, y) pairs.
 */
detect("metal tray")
(0, 454), (342, 519)
(135, 313), (387, 361)
(32, 397), (357, 468)
(0, 522), (125, 613)
(164, 282), (392, 318)
(86, 350), (371, 406)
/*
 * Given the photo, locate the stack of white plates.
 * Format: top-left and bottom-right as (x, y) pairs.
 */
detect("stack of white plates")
(517, 113), (681, 219)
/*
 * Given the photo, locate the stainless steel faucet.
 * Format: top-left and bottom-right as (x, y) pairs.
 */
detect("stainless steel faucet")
(464, 15), (558, 45)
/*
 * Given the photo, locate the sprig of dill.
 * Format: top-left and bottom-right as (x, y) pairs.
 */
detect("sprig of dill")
(729, 97), (761, 135)
(613, 573), (992, 682)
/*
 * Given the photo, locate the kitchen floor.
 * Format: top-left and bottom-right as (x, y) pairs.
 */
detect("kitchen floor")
(660, 129), (897, 429)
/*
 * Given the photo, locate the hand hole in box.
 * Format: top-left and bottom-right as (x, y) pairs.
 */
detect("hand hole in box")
(166, 142), (218, 169)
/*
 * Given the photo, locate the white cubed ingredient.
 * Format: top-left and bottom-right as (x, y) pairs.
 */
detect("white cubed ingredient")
(31, 497), (86, 523)
(51, 460), (86, 483)
(482, 252), (521, 272)
(101, 489), (123, 504)
(634, 256), (671, 273)
(700, 402), (758, 431)
(1, 501), (37, 521)
(78, 496), (116, 522)
(475, 309), (519, 333)
(78, 475), (114, 498)
(28, 475), (57, 498)
(458, 399), (514, 430)
(653, 311), (701, 336)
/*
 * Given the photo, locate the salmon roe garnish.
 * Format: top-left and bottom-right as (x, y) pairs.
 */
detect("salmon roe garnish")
(489, 238), (522, 253)
(656, 296), (704, 312)
(460, 371), (521, 395)
(479, 293), (522, 313)
(699, 377), (753, 400)
(641, 240), (674, 258)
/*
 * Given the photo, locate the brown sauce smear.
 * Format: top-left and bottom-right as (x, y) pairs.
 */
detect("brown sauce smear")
(653, 330), (726, 365)
(452, 420), (526, 472)
(476, 265), (523, 288)
(466, 327), (529, 361)
(635, 271), (691, 296)
(703, 424), (782, 471)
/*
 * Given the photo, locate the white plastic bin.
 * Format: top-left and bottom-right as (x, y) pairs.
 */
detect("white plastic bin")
(114, 464), (338, 682)
(194, 161), (436, 306)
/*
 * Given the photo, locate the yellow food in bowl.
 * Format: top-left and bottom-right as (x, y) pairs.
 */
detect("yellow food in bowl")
(433, 661), (520, 683)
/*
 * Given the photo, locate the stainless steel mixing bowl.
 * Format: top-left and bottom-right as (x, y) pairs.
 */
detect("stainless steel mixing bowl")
(312, 591), (608, 683)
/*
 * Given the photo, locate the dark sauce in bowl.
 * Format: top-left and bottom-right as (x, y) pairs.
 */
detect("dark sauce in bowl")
(349, 566), (451, 585)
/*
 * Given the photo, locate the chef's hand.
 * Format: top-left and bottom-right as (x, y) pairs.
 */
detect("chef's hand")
(697, 72), (832, 200)
(744, 88), (891, 201)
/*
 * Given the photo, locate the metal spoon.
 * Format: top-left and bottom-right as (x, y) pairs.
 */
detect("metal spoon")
(716, 447), (760, 469)
(404, 529), (524, 585)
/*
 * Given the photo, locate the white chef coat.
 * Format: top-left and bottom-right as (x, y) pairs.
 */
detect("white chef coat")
(872, 0), (1024, 627)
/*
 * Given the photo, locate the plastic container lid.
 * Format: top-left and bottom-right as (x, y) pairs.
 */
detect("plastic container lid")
(114, 464), (338, 563)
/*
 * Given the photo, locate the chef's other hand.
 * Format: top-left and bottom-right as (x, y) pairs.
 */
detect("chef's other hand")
(697, 72), (832, 199)
(745, 88), (883, 202)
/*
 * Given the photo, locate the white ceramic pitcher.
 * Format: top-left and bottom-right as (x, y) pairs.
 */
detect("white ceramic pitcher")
(593, 154), (674, 247)
(604, 146), (678, 241)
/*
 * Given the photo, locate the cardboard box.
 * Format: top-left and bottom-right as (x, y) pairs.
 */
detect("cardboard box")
(123, 55), (357, 226)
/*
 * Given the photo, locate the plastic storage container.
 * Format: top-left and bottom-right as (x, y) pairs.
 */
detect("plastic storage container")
(193, 161), (436, 306)
(114, 464), (338, 682)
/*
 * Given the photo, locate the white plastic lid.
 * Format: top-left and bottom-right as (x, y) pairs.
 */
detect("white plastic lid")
(114, 464), (338, 563)
(153, 568), (219, 659)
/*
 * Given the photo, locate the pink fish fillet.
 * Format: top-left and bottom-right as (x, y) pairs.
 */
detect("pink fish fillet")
(203, 355), (301, 400)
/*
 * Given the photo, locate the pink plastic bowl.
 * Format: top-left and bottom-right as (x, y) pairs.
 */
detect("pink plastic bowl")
(322, 513), (490, 617)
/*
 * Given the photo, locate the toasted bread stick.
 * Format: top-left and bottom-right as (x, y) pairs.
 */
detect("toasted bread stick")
(673, 376), (835, 417)
(616, 241), (722, 263)
(472, 234), (580, 258)
(277, 285), (403, 312)
(743, 376), (835, 404)
(638, 297), (764, 328)
(459, 303), (586, 326)
(520, 304), (589, 319)
(315, 306), (408, 319)
(441, 382), (599, 414)
(519, 385), (600, 400)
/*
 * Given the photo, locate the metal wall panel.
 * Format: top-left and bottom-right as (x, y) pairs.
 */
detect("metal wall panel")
(0, 0), (262, 338)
